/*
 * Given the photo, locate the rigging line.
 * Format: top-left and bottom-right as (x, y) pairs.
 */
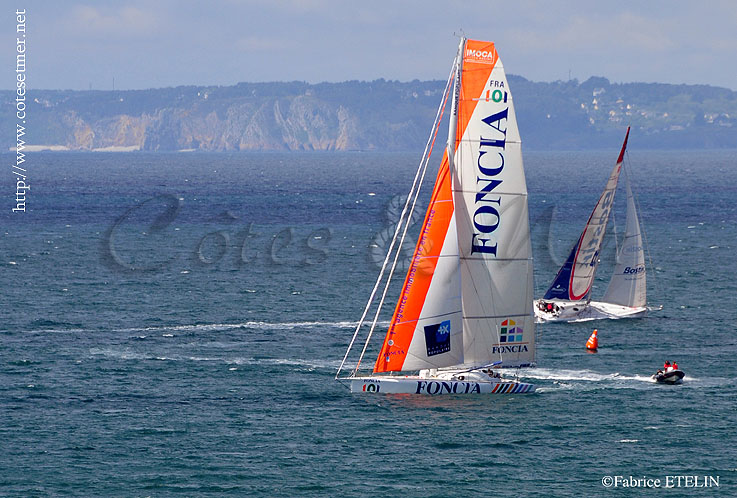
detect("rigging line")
(338, 57), (456, 379)
(355, 56), (456, 375)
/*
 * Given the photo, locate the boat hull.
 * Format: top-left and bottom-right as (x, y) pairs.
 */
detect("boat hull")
(652, 369), (685, 385)
(350, 376), (535, 395)
(534, 299), (647, 323)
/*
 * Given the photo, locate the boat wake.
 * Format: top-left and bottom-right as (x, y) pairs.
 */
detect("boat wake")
(520, 368), (735, 391)
(519, 368), (655, 391)
(522, 368), (652, 383)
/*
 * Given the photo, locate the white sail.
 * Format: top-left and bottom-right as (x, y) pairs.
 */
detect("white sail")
(601, 176), (646, 307)
(452, 41), (535, 368)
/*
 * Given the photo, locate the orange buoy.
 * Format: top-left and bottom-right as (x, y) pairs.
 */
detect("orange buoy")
(586, 329), (598, 352)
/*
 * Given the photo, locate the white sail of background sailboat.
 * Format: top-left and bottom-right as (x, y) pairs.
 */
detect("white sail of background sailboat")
(336, 38), (536, 395)
(588, 175), (648, 318)
(535, 127), (651, 322)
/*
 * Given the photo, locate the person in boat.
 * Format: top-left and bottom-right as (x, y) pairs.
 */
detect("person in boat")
(663, 360), (671, 372)
(540, 301), (559, 314)
(672, 361), (679, 371)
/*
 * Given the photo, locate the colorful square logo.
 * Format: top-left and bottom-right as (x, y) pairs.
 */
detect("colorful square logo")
(500, 319), (523, 343)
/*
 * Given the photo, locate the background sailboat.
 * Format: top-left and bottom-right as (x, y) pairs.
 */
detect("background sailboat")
(535, 127), (653, 322)
(336, 38), (536, 395)
(587, 174), (648, 319)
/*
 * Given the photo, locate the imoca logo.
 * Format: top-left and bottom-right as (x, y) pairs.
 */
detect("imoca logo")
(465, 48), (497, 64)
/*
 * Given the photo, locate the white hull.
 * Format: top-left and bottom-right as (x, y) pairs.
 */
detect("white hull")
(350, 376), (535, 395)
(534, 299), (647, 323)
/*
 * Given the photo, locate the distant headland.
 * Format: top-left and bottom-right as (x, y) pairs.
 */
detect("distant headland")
(3, 76), (736, 152)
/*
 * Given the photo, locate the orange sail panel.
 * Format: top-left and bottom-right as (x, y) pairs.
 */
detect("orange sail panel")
(373, 151), (460, 372)
(455, 40), (500, 148)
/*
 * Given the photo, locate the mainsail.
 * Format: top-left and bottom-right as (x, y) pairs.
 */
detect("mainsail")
(452, 40), (535, 368)
(601, 175), (646, 307)
(373, 39), (535, 371)
(542, 127), (629, 302)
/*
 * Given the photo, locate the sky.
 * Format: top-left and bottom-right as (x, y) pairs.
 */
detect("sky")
(3, 1), (737, 91)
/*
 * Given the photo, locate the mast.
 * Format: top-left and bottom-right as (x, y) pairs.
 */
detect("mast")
(446, 37), (464, 175)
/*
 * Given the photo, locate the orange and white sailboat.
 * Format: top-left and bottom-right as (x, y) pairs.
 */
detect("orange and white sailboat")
(336, 38), (536, 395)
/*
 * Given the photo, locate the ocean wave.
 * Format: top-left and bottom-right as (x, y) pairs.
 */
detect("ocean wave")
(87, 348), (342, 370)
(24, 320), (387, 335)
(113, 320), (376, 333)
(226, 357), (343, 370)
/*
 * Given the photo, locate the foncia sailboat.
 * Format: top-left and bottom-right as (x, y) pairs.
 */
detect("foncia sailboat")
(336, 38), (536, 395)
(534, 127), (649, 323)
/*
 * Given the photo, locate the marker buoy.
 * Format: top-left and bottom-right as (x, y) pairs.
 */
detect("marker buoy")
(586, 329), (598, 352)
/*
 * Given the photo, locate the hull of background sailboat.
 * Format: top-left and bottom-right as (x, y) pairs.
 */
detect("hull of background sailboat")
(586, 301), (648, 320)
(350, 377), (535, 395)
(534, 299), (647, 323)
(534, 299), (588, 323)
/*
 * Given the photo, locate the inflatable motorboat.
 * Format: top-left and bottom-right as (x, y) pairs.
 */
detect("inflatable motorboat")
(652, 369), (685, 385)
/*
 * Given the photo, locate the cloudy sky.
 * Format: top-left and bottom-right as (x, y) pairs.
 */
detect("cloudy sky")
(3, 1), (737, 91)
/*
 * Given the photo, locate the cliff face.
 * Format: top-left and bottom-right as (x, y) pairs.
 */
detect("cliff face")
(4, 78), (737, 151)
(140, 96), (367, 151)
(9, 81), (439, 151)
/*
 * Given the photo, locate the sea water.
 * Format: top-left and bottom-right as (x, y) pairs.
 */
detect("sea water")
(1, 150), (736, 496)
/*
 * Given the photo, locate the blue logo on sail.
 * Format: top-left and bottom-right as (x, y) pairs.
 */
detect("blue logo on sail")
(424, 320), (451, 357)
